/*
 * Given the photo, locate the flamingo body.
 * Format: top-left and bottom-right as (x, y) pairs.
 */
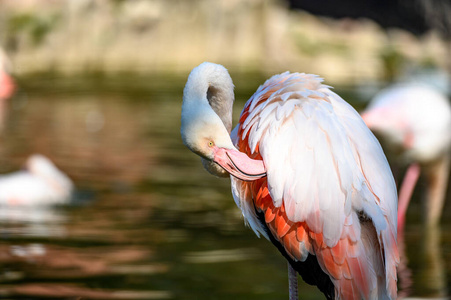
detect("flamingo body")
(363, 85), (451, 163)
(0, 154), (73, 206)
(362, 84), (451, 229)
(181, 63), (399, 299)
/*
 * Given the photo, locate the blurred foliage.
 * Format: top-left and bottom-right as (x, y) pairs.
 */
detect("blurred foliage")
(379, 46), (405, 81)
(7, 12), (61, 46)
(293, 32), (349, 57)
(0, 0), (448, 82)
(420, 56), (439, 69)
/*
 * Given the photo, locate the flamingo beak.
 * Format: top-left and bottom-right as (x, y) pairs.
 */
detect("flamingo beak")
(213, 147), (266, 181)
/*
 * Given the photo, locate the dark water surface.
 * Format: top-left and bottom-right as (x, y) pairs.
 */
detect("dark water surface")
(0, 73), (450, 299)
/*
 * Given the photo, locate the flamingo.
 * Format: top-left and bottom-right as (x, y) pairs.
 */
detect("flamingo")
(181, 62), (399, 299)
(0, 154), (74, 207)
(361, 84), (451, 233)
(0, 48), (16, 131)
(0, 48), (15, 100)
(0, 68), (15, 100)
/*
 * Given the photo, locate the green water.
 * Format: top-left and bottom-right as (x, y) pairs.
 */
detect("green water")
(0, 73), (449, 299)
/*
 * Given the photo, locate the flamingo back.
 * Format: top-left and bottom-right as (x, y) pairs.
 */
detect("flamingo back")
(231, 73), (399, 299)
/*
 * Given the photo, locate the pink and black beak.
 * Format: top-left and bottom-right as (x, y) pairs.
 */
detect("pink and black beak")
(213, 147), (266, 181)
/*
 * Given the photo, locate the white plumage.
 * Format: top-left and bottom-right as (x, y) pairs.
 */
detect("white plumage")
(231, 72), (398, 298)
(364, 84), (451, 163)
(0, 154), (73, 207)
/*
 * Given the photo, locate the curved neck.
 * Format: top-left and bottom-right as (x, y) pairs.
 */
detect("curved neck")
(206, 84), (233, 133)
(183, 62), (235, 133)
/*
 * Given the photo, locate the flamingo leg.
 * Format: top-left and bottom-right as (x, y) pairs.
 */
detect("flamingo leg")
(397, 163), (421, 234)
(288, 262), (299, 300)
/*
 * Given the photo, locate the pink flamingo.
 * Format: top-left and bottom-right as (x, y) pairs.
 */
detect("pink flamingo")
(181, 62), (399, 299)
(0, 48), (16, 130)
(0, 48), (15, 100)
(361, 84), (451, 233)
(0, 70), (15, 100)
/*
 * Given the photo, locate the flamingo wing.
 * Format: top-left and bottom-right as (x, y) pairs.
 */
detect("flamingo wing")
(231, 73), (398, 299)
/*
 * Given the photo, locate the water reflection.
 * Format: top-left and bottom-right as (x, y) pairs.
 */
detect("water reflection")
(399, 224), (449, 299)
(0, 78), (170, 299)
(420, 226), (447, 298)
(0, 74), (449, 299)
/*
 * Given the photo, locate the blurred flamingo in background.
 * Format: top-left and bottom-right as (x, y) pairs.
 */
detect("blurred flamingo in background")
(0, 67), (15, 101)
(361, 84), (451, 233)
(0, 48), (16, 101)
(0, 154), (73, 207)
(181, 62), (399, 299)
(0, 47), (16, 131)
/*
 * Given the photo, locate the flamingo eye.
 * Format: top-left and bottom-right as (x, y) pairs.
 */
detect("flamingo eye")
(208, 141), (214, 147)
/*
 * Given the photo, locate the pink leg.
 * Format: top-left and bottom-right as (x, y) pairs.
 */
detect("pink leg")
(397, 163), (421, 233)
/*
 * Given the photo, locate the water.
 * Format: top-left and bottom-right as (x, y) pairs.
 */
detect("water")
(0, 73), (450, 299)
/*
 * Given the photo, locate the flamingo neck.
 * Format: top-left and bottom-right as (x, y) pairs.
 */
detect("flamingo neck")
(183, 62), (235, 133)
(181, 63), (237, 178)
(206, 84), (234, 133)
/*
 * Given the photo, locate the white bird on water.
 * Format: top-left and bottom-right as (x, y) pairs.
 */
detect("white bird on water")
(0, 154), (73, 207)
(181, 62), (399, 300)
(361, 84), (451, 232)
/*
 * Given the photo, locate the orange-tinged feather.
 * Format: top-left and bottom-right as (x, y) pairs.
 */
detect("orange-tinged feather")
(342, 258), (353, 280)
(265, 207), (276, 223)
(339, 277), (359, 300)
(239, 111), (250, 123)
(256, 186), (264, 202)
(309, 232), (326, 250)
(331, 239), (346, 265)
(346, 256), (370, 298)
(347, 240), (360, 258)
(276, 218), (291, 238)
(282, 230), (296, 260)
(283, 229), (302, 261)
(318, 248), (342, 280)
(296, 224), (307, 242)
(261, 186), (269, 198)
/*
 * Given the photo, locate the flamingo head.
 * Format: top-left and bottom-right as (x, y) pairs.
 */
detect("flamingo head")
(361, 107), (409, 154)
(181, 62), (266, 181)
